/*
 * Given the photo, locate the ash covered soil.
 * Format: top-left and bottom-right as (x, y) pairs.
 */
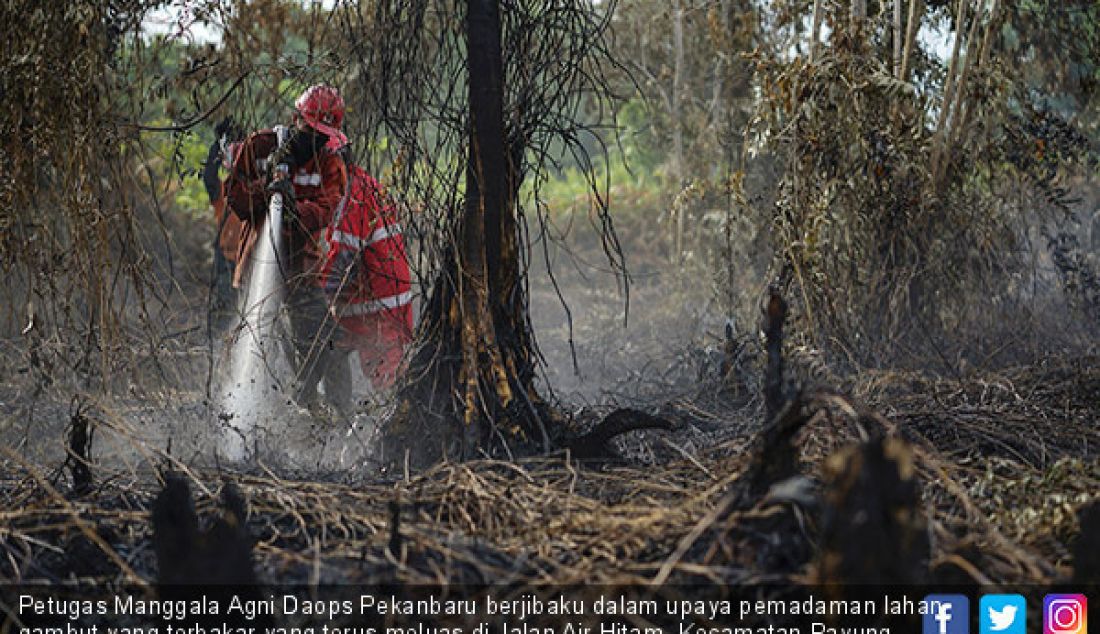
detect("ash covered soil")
(1, 220), (1098, 588)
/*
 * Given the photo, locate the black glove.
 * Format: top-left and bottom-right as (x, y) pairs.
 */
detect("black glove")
(267, 177), (298, 224)
(214, 116), (237, 140)
(202, 139), (223, 201)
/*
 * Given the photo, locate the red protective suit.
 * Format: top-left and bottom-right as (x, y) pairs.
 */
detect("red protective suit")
(212, 190), (244, 264)
(320, 165), (414, 388)
(211, 141), (244, 263)
(223, 127), (353, 411)
(224, 128), (348, 288)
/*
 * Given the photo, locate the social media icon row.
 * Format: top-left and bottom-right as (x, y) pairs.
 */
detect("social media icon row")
(922, 594), (1087, 634)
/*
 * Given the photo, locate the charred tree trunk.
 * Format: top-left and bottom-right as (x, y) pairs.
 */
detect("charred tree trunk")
(814, 437), (929, 585)
(384, 0), (552, 468)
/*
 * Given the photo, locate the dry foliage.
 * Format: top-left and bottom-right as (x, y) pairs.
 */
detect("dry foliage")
(747, 4), (1097, 367)
(2, 356), (1096, 586)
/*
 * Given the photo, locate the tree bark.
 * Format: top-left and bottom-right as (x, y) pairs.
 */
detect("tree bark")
(897, 0), (923, 81)
(851, 0), (867, 21)
(933, 0), (981, 186)
(385, 0), (550, 468)
(809, 0), (823, 62)
(934, 0), (969, 143)
(671, 0), (686, 263)
(893, 0), (903, 76)
(948, 0), (1001, 157)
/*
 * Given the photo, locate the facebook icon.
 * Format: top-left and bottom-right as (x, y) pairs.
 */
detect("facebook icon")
(924, 595), (971, 634)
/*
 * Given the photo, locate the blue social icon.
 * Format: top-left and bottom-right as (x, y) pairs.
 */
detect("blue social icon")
(981, 595), (1026, 634)
(924, 595), (971, 634)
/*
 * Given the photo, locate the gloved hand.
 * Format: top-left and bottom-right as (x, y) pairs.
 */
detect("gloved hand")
(214, 116), (238, 141)
(267, 176), (298, 224)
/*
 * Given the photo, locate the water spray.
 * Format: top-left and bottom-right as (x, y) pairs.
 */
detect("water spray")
(219, 189), (291, 462)
(216, 124), (308, 462)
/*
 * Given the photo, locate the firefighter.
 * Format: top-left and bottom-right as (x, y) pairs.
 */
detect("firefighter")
(320, 162), (414, 390)
(223, 84), (353, 414)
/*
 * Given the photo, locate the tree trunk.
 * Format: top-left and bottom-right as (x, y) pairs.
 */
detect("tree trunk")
(946, 0), (1000, 167)
(893, 0), (903, 76)
(849, 0), (868, 51)
(933, 0), (969, 147)
(384, 0), (551, 468)
(933, 0), (980, 187)
(671, 0), (686, 263)
(851, 0), (867, 23)
(809, 0), (823, 62)
(897, 0), (923, 81)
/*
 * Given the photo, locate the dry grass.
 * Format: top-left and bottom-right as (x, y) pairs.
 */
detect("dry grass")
(1, 356), (1096, 588)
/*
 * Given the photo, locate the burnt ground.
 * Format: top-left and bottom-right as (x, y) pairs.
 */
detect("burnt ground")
(0, 215), (1098, 591)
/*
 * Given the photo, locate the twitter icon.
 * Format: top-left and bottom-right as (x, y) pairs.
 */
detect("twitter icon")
(981, 594), (1027, 634)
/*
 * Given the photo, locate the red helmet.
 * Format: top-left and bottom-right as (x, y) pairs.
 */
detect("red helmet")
(294, 84), (348, 150)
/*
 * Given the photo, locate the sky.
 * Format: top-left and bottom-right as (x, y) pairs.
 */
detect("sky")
(141, 0), (340, 44)
(141, 1), (222, 43)
(144, 0), (954, 61)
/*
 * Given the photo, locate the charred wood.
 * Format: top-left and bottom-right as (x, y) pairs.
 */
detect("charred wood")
(763, 286), (789, 421)
(1072, 499), (1100, 584)
(152, 473), (259, 586)
(65, 408), (94, 497)
(565, 408), (675, 463)
(815, 437), (929, 584)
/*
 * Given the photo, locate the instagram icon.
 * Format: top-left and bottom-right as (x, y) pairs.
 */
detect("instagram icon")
(1045, 595), (1088, 634)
